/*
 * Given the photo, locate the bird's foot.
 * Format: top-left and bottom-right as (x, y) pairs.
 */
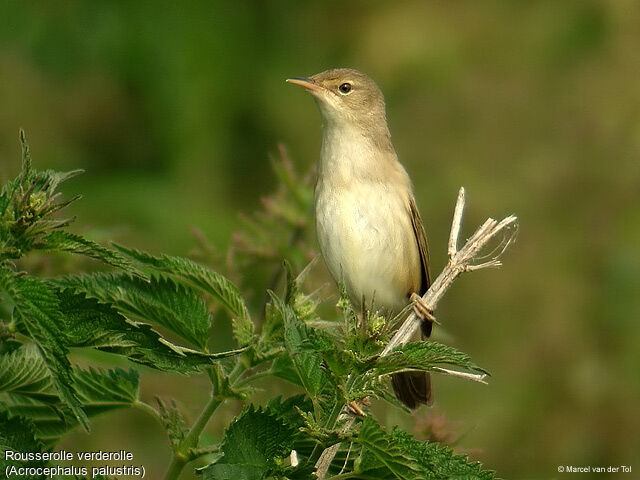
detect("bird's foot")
(410, 293), (438, 325)
(347, 401), (366, 417)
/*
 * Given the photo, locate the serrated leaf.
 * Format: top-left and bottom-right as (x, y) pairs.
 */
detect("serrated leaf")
(0, 344), (140, 443)
(266, 394), (312, 427)
(56, 272), (211, 349)
(198, 405), (300, 480)
(355, 417), (422, 480)
(373, 342), (489, 377)
(198, 464), (263, 480)
(35, 231), (145, 277)
(55, 288), (241, 374)
(270, 354), (303, 386)
(0, 411), (46, 479)
(196, 398), (325, 480)
(0, 343), (56, 403)
(390, 428), (497, 480)
(221, 405), (297, 465)
(115, 246), (254, 345)
(0, 270), (89, 430)
(74, 366), (139, 415)
(270, 293), (328, 397)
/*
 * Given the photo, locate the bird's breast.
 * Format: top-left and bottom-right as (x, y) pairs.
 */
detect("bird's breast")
(315, 178), (421, 314)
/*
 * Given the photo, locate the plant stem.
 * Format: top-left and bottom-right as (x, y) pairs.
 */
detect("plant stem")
(133, 401), (164, 428)
(308, 374), (357, 465)
(164, 359), (245, 480)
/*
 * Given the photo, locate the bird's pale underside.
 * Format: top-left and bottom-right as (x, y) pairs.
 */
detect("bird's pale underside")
(288, 68), (433, 408)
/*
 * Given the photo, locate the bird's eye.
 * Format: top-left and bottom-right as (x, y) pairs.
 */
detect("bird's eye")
(338, 83), (352, 94)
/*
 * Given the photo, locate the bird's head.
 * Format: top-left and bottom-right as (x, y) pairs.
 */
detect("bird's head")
(287, 68), (387, 130)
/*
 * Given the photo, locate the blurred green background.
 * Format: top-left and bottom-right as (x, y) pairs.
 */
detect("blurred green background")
(1, 1), (639, 478)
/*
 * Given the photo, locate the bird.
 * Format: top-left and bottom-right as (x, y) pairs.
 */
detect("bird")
(287, 68), (435, 409)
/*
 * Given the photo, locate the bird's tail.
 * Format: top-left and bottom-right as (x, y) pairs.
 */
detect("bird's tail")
(391, 371), (432, 409)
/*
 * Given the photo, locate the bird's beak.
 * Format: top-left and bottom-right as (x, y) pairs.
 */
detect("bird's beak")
(286, 77), (323, 92)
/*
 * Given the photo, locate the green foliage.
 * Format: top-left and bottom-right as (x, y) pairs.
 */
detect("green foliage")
(0, 343), (139, 443)
(0, 271), (89, 430)
(352, 418), (497, 480)
(157, 397), (189, 448)
(56, 272), (212, 350)
(54, 288), (233, 374)
(0, 134), (499, 480)
(0, 412), (46, 479)
(374, 342), (489, 377)
(198, 401), (316, 480)
(114, 246), (254, 346)
(390, 428), (497, 480)
(36, 231), (141, 277)
(272, 293), (329, 398)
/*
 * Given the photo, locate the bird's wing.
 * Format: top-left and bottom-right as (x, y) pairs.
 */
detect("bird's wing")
(409, 196), (433, 339)
(409, 196), (431, 295)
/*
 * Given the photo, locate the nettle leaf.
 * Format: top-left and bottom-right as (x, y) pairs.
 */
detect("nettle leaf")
(390, 428), (497, 480)
(115, 246), (254, 346)
(55, 288), (241, 374)
(270, 293), (328, 397)
(373, 342), (489, 377)
(355, 417), (422, 480)
(56, 272), (211, 350)
(0, 411), (46, 476)
(0, 344), (140, 443)
(199, 405), (298, 480)
(0, 343), (56, 403)
(353, 419), (498, 480)
(74, 367), (139, 416)
(270, 353), (303, 386)
(35, 231), (143, 277)
(0, 395), (66, 444)
(266, 394), (312, 428)
(0, 270), (89, 430)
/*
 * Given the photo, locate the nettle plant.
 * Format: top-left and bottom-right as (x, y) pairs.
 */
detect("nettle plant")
(0, 133), (499, 480)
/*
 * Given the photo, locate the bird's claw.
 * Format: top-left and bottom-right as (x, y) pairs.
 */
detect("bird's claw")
(410, 293), (438, 325)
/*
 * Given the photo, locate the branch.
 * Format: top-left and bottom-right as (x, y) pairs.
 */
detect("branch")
(382, 187), (518, 357)
(315, 187), (518, 478)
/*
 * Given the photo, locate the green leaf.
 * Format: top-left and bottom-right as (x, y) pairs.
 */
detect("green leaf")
(199, 405), (299, 480)
(0, 343), (56, 403)
(355, 417), (422, 480)
(55, 288), (241, 374)
(390, 428), (497, 480)
(266, 394), (312, 427)
(373, 342), (489, 377)
(115, 246), (254, 345)
(270, 293), (328, 397)
(73, 366), (139, 415)
(35, 231), (144, 277)
(198, 464), (263, 480)
(221, 405), (297, 464)
(0, 411), (46, 480)
(56, 272), (211, 349)
(353, 419), (498, 480)
(270, 354), (303, 386)
(19, 129), (33, 180)
(0, 269), (89, 430)
(0, 343), (140, 442)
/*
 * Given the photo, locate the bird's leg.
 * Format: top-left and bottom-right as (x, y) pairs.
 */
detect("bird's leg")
(410, 292), (437, 325)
